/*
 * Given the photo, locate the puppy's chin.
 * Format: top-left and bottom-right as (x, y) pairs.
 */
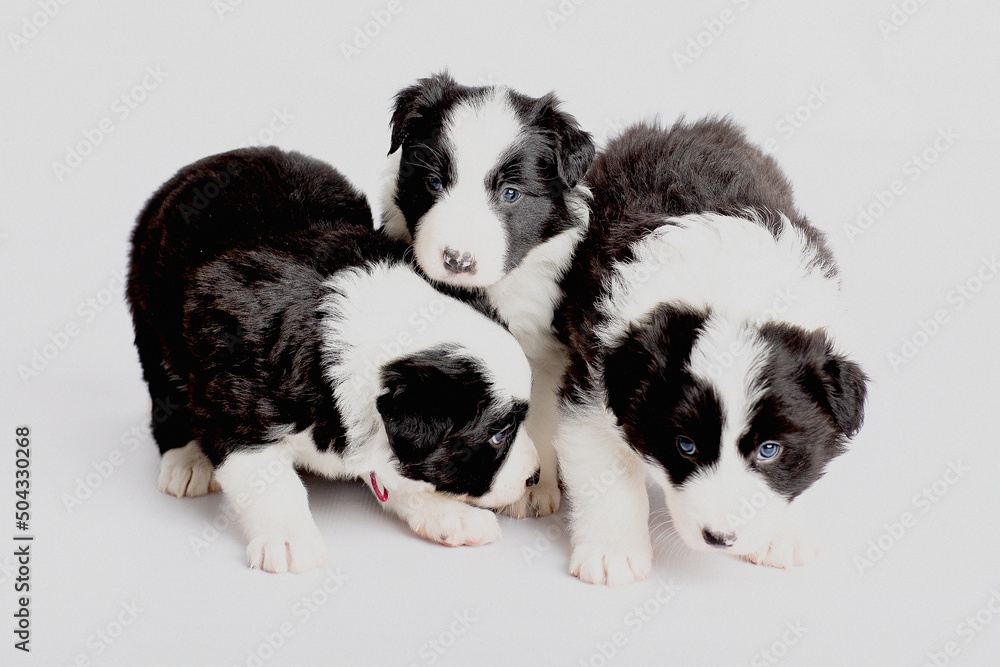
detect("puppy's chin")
(661, 475), (790, 557)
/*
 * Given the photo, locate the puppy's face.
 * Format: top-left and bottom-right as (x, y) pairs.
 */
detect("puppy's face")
(605, 306), (868, 557)
(385, 72), (595, 288)
(376, 346), (538, 508)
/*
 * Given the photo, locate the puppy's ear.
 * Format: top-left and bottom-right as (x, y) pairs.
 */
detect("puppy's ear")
(603, 307), (704, 427)
(389, 71), (458, 155)
(532, 93), (596, 189)
(603, 334), (655, 427)
(376, 366), (440, 463)
(812, 343), (868, 437)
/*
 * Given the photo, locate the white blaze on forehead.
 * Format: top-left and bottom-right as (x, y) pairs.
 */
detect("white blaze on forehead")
(687, 316), (770, 446)
(443, 89), (524, 186)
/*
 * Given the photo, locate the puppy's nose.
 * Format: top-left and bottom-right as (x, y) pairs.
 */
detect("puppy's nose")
(443, 247), (477, 274)
(702, 528), (736, 548)
(525, 469), (541, 488)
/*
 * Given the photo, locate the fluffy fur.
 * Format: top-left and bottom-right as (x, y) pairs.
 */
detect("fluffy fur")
(555, 119), (868, 585)
(127, 147), (539, 573)
(381, 73), (596, 517)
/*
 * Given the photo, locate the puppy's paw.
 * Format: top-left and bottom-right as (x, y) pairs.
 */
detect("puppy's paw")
(246, 524), (327, 574)
(570, 541), (653, 586)
(501, 480), (561, 519)
(412, 505), (502, 547)
(741, 532), (818, 569)
(158, 441), (220, 498)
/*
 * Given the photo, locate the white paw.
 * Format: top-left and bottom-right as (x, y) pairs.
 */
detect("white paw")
(246, 523), (327, 574)
(411, 505), (502, 547)
(501, 479), (561, 519)
(741, 533), (818, 569)
(570, 541), (653, 586)
(158, 441), (221, 498)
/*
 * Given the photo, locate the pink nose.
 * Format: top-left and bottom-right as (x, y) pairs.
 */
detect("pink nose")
(443, 247), (476, 274)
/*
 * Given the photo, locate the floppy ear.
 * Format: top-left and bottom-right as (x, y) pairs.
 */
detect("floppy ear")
(603, 307), (704, 427)
(795, 330), (868, 437)
(815, 350), (868, 437)
(532, 93), (596, 189)
(603, 334), (655, 427)
(388, 71), (458, 155)
(375, 366), (442, 464)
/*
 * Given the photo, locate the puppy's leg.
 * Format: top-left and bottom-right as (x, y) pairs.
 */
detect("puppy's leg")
(558, 408), (652, 586)
(380, 486), (501, 547)
(214, 444), (327, 574)
(503, 358), (563, 518)
(158, 440), (221, 498)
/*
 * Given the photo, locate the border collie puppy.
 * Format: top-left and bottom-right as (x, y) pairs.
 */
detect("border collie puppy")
(127, 147), (539, 573)
(381, 72), (596, 517)
(555, 119), (868, 585)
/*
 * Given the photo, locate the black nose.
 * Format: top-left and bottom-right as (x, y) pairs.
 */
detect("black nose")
(526, 470), (540, 487)
(702, 528), (736, 548)
(443, 247), (476, 274)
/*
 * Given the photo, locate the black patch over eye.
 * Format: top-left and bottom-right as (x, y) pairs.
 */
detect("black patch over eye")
(489, 421), (514, 446)
(676, 435), (696, 456)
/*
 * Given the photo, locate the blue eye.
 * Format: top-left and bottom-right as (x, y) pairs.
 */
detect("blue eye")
(426, 175), (443, 192)
(757, 441), (781, 461)
(677, 436), (696, 456)
(490, 423), (514, 446)
(500, 187), (520, 203)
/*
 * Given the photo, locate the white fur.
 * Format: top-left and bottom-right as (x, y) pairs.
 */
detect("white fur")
(158, 440), (219, 497)
(213, 442), (328, 574)
(594, 212), (844, 350)
(687, 320), (771, 448)
(555, 397), (652, 586)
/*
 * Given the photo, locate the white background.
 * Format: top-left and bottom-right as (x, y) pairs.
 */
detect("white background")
(3, 1), (999, 666)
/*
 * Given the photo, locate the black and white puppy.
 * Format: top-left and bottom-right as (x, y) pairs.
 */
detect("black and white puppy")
(127, 147), (539, 573)
(555, 119), (868, 585)
(381, 72), (595, 517)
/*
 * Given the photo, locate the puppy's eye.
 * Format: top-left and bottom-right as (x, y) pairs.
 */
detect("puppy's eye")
(500, 187), (520, 203)
(757, 441), (781, 461)
(426, 175), (443, 192)
(489, 423), (514, 446)
(676, 435), (696, 456)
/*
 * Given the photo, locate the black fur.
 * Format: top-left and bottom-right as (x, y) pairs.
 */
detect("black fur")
(127, 147), (524, 495)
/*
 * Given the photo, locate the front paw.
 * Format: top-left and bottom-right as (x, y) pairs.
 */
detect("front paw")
(570, 540), (653, 586)
(158, 441), (220, 498)
(411, 505), (502, 547)
(501, 480), (561, 519)
(741, 532), (817, 569)
(246, 523), (327, 574)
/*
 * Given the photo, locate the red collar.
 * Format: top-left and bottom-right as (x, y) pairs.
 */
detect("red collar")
(370, 472), (389, 502)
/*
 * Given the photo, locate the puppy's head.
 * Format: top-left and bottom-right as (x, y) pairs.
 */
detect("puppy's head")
(376, 345), (538, 508)
(384, 72), (595, 287)
(604, 306), (867, 557)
